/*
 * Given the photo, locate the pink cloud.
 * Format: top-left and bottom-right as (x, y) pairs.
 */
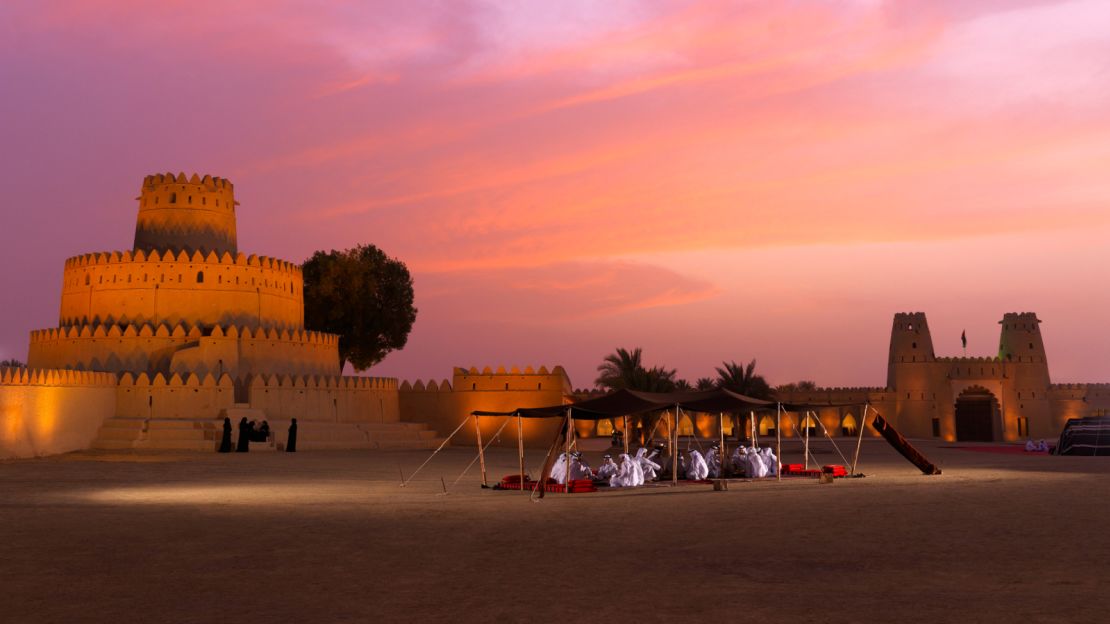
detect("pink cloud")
(3, 0), (1110, 388)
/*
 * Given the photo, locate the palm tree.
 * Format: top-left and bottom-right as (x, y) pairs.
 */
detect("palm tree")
(0, 359), (25, 368)
(674, 379), (693, 391)
(715, 359), (772, 399)
(695, 377), (715, 390)
(594, 347), (644, 391)
(595, 348), (679, 445)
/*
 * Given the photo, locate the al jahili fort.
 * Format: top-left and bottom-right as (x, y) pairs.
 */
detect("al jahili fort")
(3, 172), (1109, 458)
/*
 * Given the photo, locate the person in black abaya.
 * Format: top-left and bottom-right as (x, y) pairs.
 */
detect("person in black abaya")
(236, 417), (250, 452)
(218, 417), (232, 453)
(286, 418), (297, 453)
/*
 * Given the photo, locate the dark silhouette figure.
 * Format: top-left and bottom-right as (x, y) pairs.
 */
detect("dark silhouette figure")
(286, 418), (298, 453)
(218, 417), (232, 453)
(236, 417), (250, 452)
(258, 420), (271, 442)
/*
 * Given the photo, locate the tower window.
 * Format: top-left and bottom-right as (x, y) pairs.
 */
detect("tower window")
(188, 195), (192, 204)
(84, 275), (90, 286)
(911, 342), (917, 349)
(169, 193), (177, 203)
(196, 271), (204, 283)
(202, 197), (206, 205)
(1029, 343), (1034, 349)
(505, 383), (509, 390)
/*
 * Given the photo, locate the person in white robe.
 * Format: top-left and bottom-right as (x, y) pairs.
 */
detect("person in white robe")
(687, 449), (709, 480)
(609, 453), (640, 487)
(550, 452), (570, 484)
(596, 454), (618, 481)
(759, 447), (778, 476)
(635, 447), (662, 481)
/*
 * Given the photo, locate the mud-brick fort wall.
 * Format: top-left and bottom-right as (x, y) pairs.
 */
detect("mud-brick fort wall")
(400, 366), (572, 448)
(114, 372), (399, 424)
(0, 367), (118, 458)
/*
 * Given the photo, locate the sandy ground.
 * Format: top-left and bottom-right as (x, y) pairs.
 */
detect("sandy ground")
(1, 438), (1108, 623)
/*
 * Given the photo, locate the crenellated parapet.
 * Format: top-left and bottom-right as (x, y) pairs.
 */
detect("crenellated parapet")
(64, 249), (300, 274)
(399, 379), (453, 392)
(0, 366), (117, 387)
(58, 248), (304, 330)
(28, 321), (340, 379)
(450, 364), (573, 394)
(30, 322), (337, 345)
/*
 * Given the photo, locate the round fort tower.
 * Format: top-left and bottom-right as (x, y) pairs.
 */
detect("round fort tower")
(134, 172), (238, 256)
(28, 173), (341, 379)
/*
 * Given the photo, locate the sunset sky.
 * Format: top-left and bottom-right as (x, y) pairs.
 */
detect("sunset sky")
(3, 0), (1110, 388)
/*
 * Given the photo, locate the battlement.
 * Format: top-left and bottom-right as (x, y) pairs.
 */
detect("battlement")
(63, 249), (301, 275)
(115, 371), (397, 391)
(0, 366), (117, 387)
(30, 321), (338, 346)
(399, 379), (454, 392)
(453, 365), (567, 377)
(936, 356), (1000, 363)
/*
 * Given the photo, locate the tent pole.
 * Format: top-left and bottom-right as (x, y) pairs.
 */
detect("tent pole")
(852, 404), (869, 476)
(565, 408), (573, 494)
(776, 403), (782, 481)
(517, 414), (525, 494)
(805, 411), (812, 470)
(718, 412), (726, 478)
(623, 415), (630, 455)
(750, 410), (757, 449)
(473, 415), (488, 488)
(673, 404), (680, 486)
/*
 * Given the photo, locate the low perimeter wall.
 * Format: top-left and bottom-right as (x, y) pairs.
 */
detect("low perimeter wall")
(0, 367), (118, 459)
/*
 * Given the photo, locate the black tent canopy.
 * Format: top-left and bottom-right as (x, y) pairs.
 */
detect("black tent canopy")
(471, 387), (859, 420)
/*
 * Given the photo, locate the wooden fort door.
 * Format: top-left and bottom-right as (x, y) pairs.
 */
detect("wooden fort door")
(955, 391), (996, 442)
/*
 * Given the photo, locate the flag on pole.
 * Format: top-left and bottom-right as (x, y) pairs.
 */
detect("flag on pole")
(961, 330), (967, 349)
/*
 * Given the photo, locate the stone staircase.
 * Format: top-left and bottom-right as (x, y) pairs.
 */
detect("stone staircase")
(92, 417), (444, 452)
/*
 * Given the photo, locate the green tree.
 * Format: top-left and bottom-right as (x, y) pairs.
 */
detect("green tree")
(302, 245), (417, 372)
(715, 359), (772, 399)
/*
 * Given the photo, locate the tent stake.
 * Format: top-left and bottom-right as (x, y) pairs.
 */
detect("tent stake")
(474, 415), (488, 488)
